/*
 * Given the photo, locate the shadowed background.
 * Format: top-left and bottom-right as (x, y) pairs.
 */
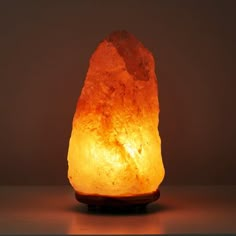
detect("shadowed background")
(0, 0), (235, 185)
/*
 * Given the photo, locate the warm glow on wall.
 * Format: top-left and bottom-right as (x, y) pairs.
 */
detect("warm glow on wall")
(67, 30), (165, 207)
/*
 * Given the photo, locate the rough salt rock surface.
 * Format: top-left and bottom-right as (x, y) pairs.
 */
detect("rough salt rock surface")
(67, 31), (165, 196)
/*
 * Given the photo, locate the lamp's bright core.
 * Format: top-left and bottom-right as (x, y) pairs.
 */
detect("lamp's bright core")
(67, 31), (165, 197)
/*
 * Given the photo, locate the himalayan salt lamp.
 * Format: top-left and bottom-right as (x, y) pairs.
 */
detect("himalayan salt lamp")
(67, 30), (165, 208)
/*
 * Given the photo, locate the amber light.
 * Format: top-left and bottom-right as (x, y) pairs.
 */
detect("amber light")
(67, 31), (165, 207)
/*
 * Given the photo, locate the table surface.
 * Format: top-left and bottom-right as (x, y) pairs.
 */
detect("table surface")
(0, 185), (236, 234)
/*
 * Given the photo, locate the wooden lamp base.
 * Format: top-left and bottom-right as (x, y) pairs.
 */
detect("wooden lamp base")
(75, 189), (160, 211)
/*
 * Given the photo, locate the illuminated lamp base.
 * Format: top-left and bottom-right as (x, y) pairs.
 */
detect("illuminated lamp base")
(75, 189), (160, 211)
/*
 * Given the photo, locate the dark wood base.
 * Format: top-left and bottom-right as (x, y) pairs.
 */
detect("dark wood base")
(75, 189), (160, 211)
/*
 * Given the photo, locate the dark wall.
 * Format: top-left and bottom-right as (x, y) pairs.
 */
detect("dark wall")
(0, 0), (235, 185)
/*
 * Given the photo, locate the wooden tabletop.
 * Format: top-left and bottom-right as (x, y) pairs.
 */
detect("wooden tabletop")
(0, 185), (235, 234)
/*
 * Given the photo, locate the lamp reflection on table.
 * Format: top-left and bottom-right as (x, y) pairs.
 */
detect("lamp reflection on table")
(66, 202), (165, 234)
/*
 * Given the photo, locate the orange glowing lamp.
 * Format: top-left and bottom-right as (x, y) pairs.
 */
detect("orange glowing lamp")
(67, 31), (165, 208)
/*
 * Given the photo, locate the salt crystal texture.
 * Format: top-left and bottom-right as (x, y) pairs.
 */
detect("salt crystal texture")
(67, 30), (165, 196)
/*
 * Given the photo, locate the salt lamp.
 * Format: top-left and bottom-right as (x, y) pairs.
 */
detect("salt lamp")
(67, 30), (165, 208)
